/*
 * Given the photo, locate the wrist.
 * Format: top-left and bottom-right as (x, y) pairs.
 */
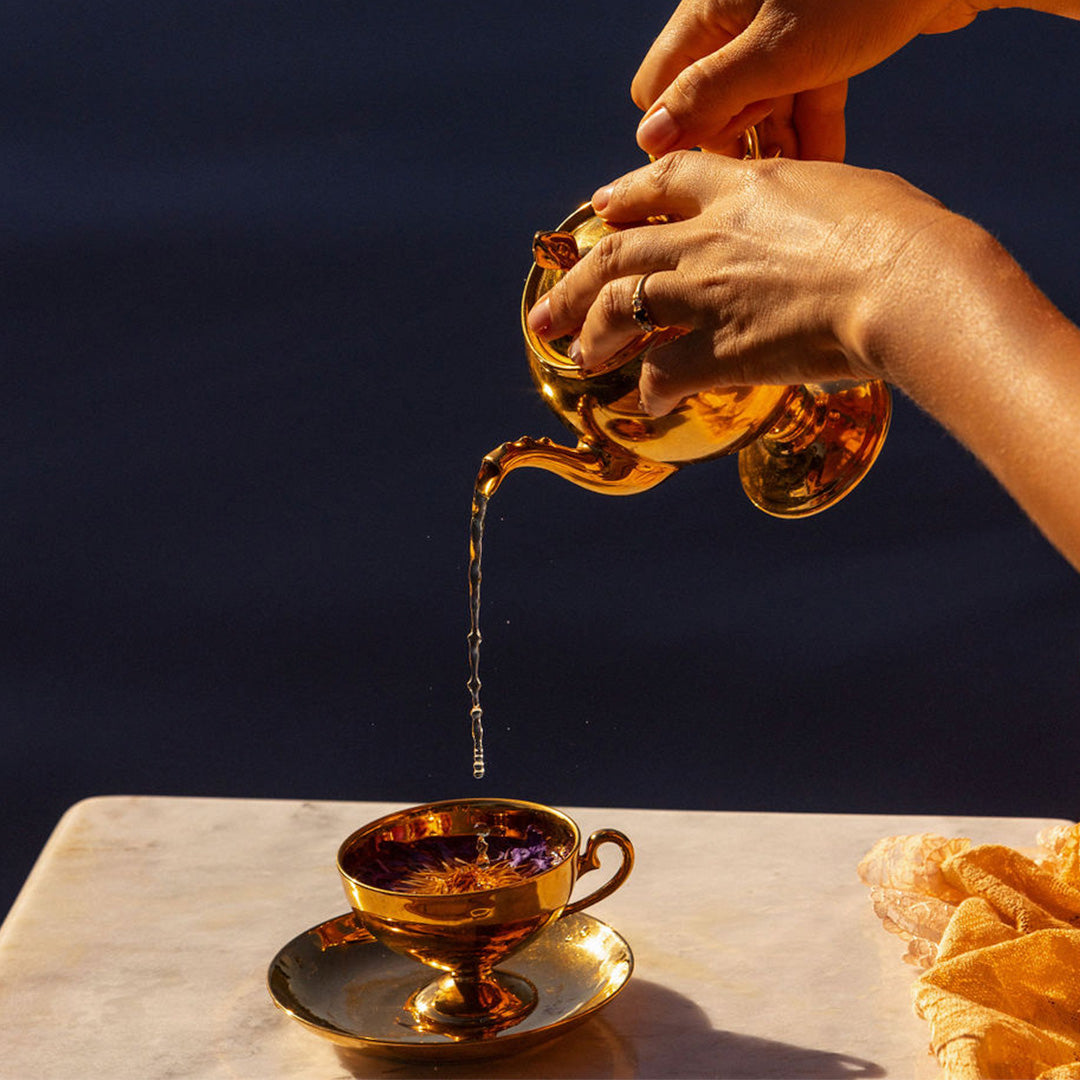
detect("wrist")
(833, 205), (967, 386)
(842, 210), (992, 390)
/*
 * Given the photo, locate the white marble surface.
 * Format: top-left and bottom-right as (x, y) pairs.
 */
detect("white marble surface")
(0, 796), (1068, 1079)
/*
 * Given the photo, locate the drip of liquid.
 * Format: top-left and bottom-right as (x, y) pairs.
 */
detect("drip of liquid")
(475, 827), (490, 866)
(466, 489), (488, 779)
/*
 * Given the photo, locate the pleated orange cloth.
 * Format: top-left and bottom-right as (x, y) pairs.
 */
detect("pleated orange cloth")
(859, 825), (1080, 1079)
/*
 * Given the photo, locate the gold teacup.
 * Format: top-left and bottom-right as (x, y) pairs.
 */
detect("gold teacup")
(337, 797), (634, 1031)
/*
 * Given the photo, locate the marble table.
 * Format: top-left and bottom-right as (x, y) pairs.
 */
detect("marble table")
(0, 796), (1067, 1079)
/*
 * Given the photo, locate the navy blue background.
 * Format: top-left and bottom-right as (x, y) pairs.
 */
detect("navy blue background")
(2, 2), (1079, 917)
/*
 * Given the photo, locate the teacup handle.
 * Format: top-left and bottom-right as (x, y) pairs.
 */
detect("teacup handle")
(562, 828), (634, 918)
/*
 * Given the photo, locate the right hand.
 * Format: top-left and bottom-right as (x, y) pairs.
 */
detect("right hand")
(632, 0), (985, 161)
(527, 151), (957, 414)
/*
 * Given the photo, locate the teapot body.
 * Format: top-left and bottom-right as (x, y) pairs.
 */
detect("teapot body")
(521, 205), (793, 467)
(494, 197), (890, 517)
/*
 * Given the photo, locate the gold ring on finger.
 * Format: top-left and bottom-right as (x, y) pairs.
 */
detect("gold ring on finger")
(631, 272), (666, 334)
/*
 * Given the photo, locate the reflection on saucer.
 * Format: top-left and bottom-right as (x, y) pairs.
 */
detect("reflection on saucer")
(267, 910), (633, 1062)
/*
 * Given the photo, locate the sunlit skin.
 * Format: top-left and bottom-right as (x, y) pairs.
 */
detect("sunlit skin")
(627, 0), (1080, 161)
(527, 0), (1080, 569)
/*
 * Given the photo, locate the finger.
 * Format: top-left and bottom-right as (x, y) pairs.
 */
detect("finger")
(592, 151), (726, 226)
(635, 14), (813, 157)
(527, 226), (676, 342)
(638, 331), (732, 417)
(574, 270), (688, 373)
(757, 95), (800, 160)
(631, 2), (736, 113)
(695, 129), (751, 158)
(790, 81), (848, 162)
(696, 99), (776, 156)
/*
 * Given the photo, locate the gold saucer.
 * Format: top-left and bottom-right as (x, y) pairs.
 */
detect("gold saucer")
(267, 909), (634, 1061)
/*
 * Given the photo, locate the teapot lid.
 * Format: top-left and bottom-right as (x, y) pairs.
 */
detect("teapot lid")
(522, 205), (681, 379)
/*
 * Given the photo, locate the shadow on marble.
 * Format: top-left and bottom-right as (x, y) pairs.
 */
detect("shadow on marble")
(332, 979), (885, 1079)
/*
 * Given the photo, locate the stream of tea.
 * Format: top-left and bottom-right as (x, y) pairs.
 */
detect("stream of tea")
(466, 488), (488, 779)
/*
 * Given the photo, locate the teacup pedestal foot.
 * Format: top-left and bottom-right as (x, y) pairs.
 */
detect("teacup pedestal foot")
(408, 969), (538, 1033)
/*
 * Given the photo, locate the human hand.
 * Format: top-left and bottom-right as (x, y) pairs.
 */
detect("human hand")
(631, 0), (984, 161)
(526, 151), (954, 415)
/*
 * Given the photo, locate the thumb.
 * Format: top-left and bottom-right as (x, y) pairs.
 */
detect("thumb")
(636, 17), (801, 157)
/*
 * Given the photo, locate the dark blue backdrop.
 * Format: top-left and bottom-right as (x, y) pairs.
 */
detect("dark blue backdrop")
(2, 1), (1079, 916)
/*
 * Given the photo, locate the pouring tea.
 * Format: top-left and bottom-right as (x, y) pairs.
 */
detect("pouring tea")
(467, 130), (892, 778)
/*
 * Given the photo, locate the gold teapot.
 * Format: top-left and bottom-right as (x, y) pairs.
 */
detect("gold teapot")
(477, 136), (891, 517)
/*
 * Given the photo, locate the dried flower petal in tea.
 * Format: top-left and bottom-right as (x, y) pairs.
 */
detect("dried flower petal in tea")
(395, 859), (529, 895)
(361, 828), (559, 894)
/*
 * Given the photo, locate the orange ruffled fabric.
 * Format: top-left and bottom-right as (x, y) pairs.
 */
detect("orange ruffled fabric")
(858, 825), (1080, 1079)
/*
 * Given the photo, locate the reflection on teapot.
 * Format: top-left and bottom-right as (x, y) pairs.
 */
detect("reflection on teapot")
(477, 138), (891, 518)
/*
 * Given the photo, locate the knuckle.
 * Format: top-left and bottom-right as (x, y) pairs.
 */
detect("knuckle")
(586, 232), (622, 281)
(543, 279), (575, 327)
(596, 280), (624, 327)
(646, 149), (695, 195)
(668, 61), (711, 116)
(708, 327), (748, 384)
(638, 362), (682, 416)
(748, 155), (785, 182)
(600, 278), (626, 324)
(639, 361), (673, 398)
(735, 156), (784, 204)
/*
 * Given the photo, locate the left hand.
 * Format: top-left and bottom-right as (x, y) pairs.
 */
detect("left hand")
(630, 0), (984, 161)
(526, 151), (952, 415)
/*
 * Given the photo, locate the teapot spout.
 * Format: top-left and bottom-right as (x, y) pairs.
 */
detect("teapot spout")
(476, 437), (677, 499)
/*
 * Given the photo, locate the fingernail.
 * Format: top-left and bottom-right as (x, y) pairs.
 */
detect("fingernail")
(528, 296), (551, 336)
(637, 105), (680, 156)
(591, 184), (614, 214)
(568, 336), (582, 366)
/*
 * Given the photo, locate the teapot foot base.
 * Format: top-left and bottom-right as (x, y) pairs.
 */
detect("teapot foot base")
(738, 381), (892, 518)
